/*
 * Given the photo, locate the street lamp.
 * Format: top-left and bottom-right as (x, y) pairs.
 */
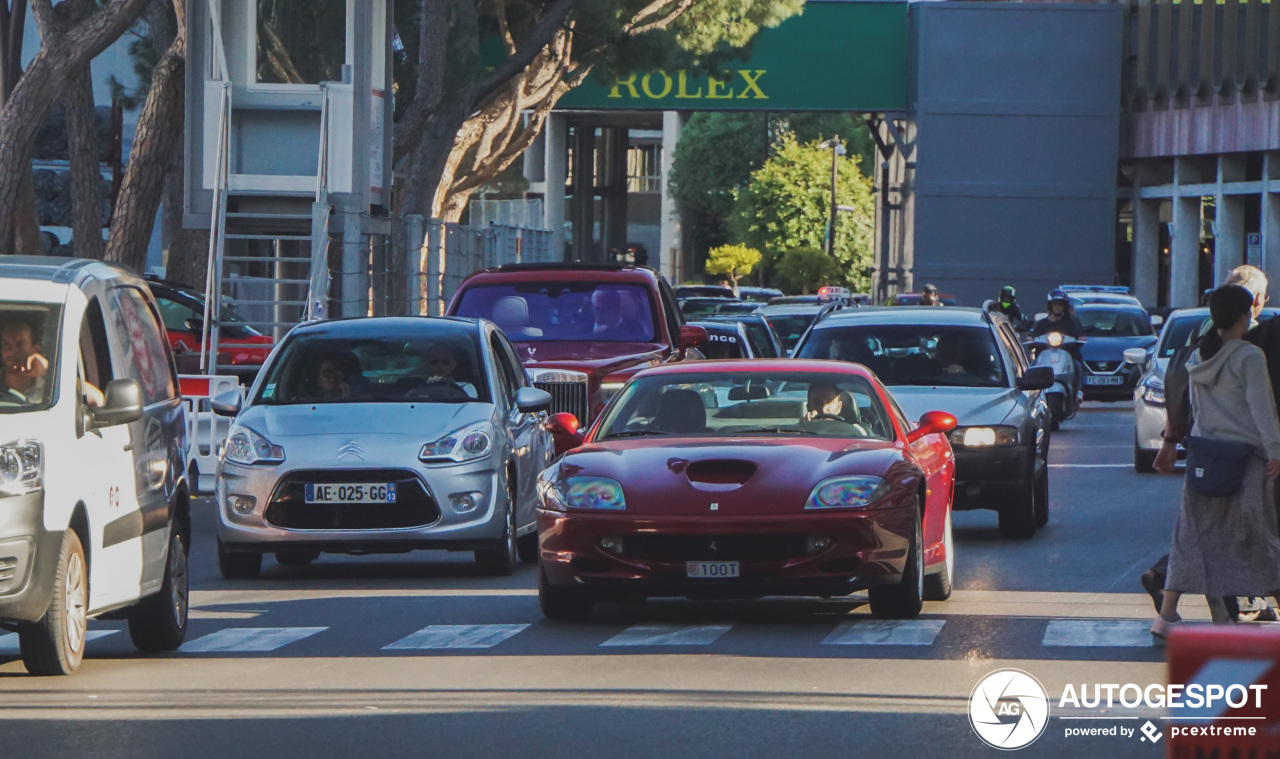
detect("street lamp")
(818, 137), (846, 258)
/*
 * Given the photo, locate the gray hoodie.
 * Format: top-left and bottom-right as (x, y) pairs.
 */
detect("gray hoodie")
(1187, 339), (1280, 460)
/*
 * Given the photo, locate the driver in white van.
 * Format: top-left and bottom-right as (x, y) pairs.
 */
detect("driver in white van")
(1, 317), (49, 403)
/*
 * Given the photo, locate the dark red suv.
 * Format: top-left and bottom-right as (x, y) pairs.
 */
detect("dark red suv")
(447, 264), (707, 428)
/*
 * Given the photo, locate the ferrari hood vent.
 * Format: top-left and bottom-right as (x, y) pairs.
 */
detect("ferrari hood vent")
(685, 460), (758, 489)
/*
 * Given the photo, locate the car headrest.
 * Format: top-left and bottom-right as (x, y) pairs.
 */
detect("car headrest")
(655, 388), (707, 433)
(492, 296), (531, 329)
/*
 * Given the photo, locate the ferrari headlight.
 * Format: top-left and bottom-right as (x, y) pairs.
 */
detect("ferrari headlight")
(420, 423), (493, 463)
(1140, 377), (1165, 407)
(949, 426), (1019, 447)
(537, 470), (626, 511)
(0, 440), (43, 497)
(1046, 332), (1064, 347)
(805, 476), (887, 510)
(223, 425), (285, 466)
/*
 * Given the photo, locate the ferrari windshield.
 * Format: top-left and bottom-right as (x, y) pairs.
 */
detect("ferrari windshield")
(596, 372), (894, 441)
(453, 282), (658, 343)
(0, 302), (61, 413)
(797, 324), (1008, 388)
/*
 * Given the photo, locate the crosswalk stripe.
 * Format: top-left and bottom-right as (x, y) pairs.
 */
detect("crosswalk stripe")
(1042, 620), (1154, 647)
(601, 624), (733, 647)
(383, 624), (530, 650)
(823, 619), (947, 646)
(0, 630), (117, 655)
(179, 627), (327, 653)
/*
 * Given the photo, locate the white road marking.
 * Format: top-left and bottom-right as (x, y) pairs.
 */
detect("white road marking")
(0, 630), (117, 655)
(383, 624), (529, 650)
(601, 624), (732, 647)
(1042, 620), (1154, 647)
(1049, 460), (1131, 468)
(823, 619), (946, 646)
(180, 627), (327, 653)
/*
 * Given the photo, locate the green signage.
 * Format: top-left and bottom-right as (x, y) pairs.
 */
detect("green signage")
(557, 1), (907, 112)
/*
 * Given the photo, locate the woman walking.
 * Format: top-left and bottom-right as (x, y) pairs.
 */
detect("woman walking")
(1153, 285), (1280, 638)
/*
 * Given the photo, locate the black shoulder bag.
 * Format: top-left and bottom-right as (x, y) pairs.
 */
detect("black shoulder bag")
(1184, 437), (1255, 497)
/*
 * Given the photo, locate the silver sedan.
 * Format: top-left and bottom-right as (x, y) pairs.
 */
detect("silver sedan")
(211, 317), (554, 578)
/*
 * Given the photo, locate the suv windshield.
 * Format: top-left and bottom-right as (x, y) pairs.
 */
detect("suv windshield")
(454, 282), (657, 343)
(0, 303), (61, 413)
(1076, 308), (1154, 338)
(597, 372), (894, 441)
(797, 324), (1009, 388)
(256, 331), (488, 405)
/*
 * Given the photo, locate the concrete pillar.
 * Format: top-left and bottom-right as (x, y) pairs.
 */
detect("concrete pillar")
(1170, 195), (1201, 307)
(1264, 153), (1280, 287)
(543, 113), (566, 259)
(570, 125), (596, 262)
(658, 111), (684, 282)
(1215, 155), (1246, 286)
(1132, 197), (1161, 306)
(340, 210), (367, 318)
(599, 126), (629, 261)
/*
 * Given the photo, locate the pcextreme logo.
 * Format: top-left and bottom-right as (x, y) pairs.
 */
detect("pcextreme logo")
(969, 669), (1051, 750)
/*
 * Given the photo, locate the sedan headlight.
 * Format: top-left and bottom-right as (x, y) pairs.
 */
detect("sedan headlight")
(1140, 377), (1165, 407)
(0, 440), (42, 497)
(537, 470), (626, 511)
(420, 422), (493, 463)
(805, 476), (887, 510)
(949, 426), (1019, 447)
(223, 425), (285, 466)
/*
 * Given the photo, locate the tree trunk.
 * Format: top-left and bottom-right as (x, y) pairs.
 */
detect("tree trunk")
(162, 141), (209, 289)
(13, 163), (42, 254)
(67, 63), (104, 259)
(103, 0), (185, 272)
(0, 0), (152, 248)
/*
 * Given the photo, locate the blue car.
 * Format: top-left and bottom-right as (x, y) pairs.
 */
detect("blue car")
(1076, 303), (1158, 400)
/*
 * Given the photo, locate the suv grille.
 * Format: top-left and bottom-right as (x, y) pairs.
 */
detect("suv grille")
(535, 381), (589, 423)
(264, 469), (440, 530)
(620, 534), (809, 562)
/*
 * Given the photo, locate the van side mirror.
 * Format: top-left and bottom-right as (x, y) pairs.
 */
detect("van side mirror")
(210, 390), (243, 417)
(907, 410), (958, 443)
(1017, 366), (1055, 391)
(90, 379), (143, 428)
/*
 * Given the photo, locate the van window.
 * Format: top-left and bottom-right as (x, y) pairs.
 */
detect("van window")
(109, 288), (177, 403)
(0, 302), (62, 412)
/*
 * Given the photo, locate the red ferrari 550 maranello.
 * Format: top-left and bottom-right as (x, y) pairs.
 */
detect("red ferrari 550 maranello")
(535, 360), (958, 621)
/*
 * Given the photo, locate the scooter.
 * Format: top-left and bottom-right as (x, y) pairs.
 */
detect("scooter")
(1023, 332), (1082, 430)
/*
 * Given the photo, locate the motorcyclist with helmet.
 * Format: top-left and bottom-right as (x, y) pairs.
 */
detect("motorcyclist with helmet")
(996, 286), (1027, 329)
(1032, 289), (1083, 338)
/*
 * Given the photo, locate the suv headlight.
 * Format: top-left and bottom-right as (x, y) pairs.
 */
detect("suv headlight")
(0, 440), (42, 497)
(949, 426), (1019, 447)
(1140, 377), (1165, 407)
(805, 476), (887, 510)
(223, 425), (285, 466)
(537, 470), (626, 511)
(420, 422), (493, 463)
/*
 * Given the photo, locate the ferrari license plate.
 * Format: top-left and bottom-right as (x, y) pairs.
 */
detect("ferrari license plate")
(304, 483), (397, 504)
(686, 561), (739, 578)
(1084, 376), (1124, 386)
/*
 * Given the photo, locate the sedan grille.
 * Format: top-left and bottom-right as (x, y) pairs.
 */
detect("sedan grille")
(534, 380), (589, 423)
(264, 469), (440, 530)
(620, 534), (809, 562)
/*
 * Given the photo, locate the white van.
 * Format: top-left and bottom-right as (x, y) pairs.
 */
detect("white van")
(0, 258), (190, 675)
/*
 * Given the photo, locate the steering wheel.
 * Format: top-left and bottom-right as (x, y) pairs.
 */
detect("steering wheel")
(809, 413), (847, 422)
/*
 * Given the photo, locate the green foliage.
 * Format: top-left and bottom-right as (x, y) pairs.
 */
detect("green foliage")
(773, 247), (841, 295)
(668, 113), (876, 273)
(730, 132), (875, 292)
(705, 243), (762, 287)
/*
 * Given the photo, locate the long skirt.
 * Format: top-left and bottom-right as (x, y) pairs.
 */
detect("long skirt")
(1166, 456), (1280, 596)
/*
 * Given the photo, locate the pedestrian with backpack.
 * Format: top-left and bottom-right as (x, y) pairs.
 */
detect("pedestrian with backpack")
(1150, 285), (1280, 639)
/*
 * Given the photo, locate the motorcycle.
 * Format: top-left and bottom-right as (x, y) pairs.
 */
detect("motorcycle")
(1023, 332), (1082, 430)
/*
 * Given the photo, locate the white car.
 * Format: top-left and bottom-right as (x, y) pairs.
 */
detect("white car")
(0, 258), (191, 675)
(1132, 306), (1280, 471)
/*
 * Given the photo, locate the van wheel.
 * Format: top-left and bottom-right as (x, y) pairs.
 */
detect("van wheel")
(869, 508), (924, 619)
(20, 530), (88, 675)
(217, 536), (262, 580)
(128, 525), (189, 652)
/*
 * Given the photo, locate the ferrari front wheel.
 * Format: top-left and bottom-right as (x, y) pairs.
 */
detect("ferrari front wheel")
(923, 509), (953, 601)
(870, 508), (924, 619)
(538, 567), (594, 621)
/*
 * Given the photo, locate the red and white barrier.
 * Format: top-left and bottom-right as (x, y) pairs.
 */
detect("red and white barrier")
(1166, 625), (1280, 758)
(179, 374), (245, 494)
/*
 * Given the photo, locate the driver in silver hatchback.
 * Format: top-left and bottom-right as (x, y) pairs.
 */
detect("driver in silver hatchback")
(213, 317), (554, 579)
